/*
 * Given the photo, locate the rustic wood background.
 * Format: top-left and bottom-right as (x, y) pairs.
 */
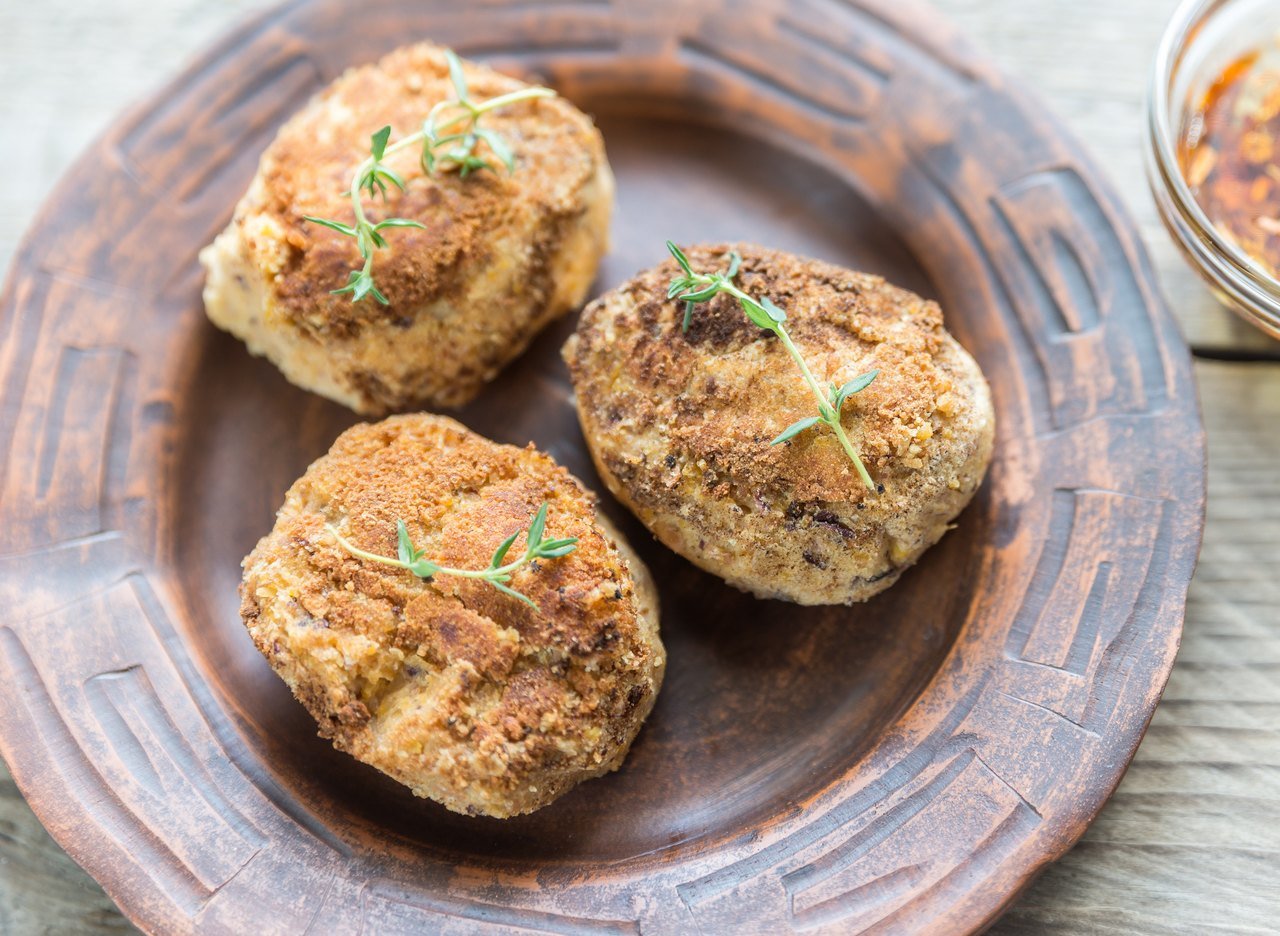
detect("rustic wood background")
(0, 0), (1275, 933)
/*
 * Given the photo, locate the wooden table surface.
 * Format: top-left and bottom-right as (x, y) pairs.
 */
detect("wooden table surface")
(0, 0), (1276, 933)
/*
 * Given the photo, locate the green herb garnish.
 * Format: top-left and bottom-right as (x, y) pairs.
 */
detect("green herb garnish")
(665, 241), (880, 491)
(325, 502), (577, 610)
(304, 50), (556, 305)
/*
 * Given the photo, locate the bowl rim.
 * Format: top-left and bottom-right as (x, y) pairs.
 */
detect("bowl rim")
(1147, 0), (1280, 331)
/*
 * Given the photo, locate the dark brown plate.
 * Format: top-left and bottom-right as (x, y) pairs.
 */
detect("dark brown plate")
(0, 0), (1205, 933)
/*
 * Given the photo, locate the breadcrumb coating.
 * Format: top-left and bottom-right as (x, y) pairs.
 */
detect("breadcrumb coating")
(202, 43), (613, 414)
(240, 415), (664, 817)
(564, 244), (994, 605)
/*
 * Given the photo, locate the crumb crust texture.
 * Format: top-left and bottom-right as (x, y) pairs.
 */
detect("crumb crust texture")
(239, 414), (664, 817)
(202, 43), (614, 415)
(564, 243), (995, 605)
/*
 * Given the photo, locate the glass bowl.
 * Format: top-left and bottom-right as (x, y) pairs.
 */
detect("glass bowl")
(1147, 0), (1280, 339)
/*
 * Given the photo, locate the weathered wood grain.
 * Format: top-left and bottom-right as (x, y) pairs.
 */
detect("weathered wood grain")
(0, 768), (136, 934)
(988, 359), (1280, 935)
(0, 0), (1266, 934)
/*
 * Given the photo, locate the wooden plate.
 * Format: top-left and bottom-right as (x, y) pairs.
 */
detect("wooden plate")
(0, 0), (1205, 932)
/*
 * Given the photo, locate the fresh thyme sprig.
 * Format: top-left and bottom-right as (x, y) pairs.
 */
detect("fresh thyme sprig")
(325, 502), (577, 610)
(419, 50), (552, 177)
(665, 241), (880, 492)
(303, 50), (556, 305)
(303, 125), (426, 305)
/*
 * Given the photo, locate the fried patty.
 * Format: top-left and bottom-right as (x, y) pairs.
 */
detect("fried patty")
(239, 415), (664, 817)
(563, 244), (994, 605)
(202, 43), (613, 415)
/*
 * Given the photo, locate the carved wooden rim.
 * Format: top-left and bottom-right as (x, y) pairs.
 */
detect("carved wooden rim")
(0, 0), (1205, 933)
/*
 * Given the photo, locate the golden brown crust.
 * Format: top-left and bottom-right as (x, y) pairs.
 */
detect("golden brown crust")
(240, 415), (664, 817)
(563, 244), (995, 605)
(254, 44), (598, 330)
(203, 43), (613, 414)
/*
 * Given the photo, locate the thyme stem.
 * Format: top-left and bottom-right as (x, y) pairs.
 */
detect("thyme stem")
(304, 50), (556, 304)
(665, 242), (880, 492)
(774, 325), (876, 490)
(324, 502), (577, 611)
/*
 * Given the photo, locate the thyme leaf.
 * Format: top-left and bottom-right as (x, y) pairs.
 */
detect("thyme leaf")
(303, 49), (556, 304)
(326, 501), (577, 611)
(665, 241), (880, 491)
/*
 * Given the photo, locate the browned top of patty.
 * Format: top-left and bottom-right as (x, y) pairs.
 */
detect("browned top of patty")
(565, 243), (965, 507)
(240, 415), (654, 770)
(239, 43), (604, 334)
